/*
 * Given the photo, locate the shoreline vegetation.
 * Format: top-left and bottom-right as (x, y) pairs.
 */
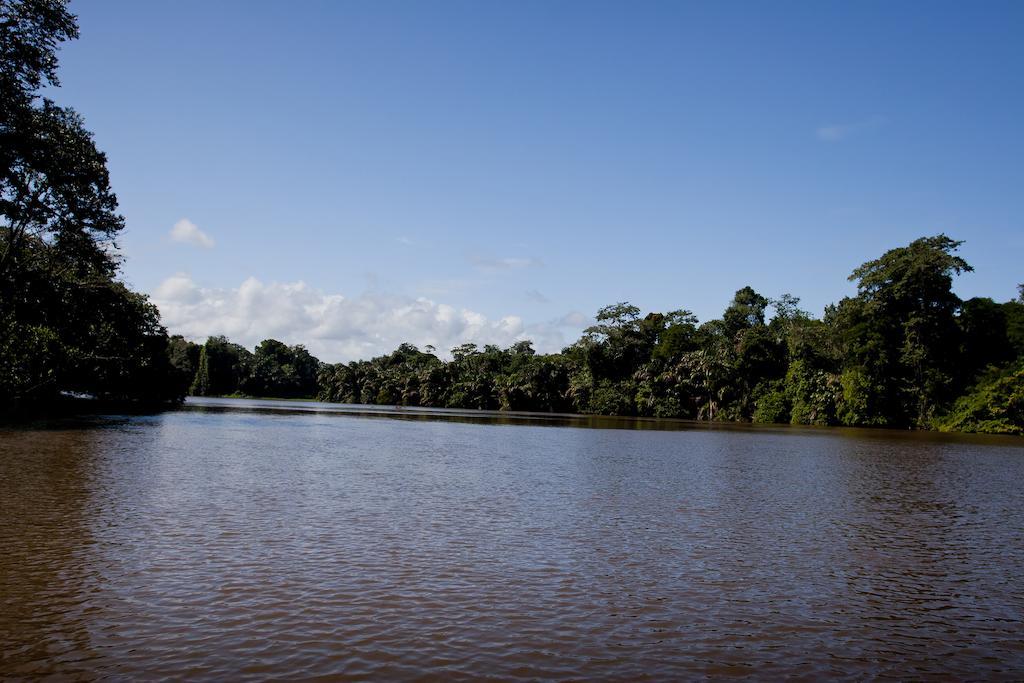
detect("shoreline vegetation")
(2, 2), (1022, 435)
(171, 265), (1024, 436)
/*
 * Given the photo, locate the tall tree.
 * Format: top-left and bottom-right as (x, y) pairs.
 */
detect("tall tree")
(833, 234), (972, 427)
(190, 345), (211, 396)
(1, 0), (180, 408)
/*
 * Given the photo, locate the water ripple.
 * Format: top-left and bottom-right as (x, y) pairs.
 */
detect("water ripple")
(1, 406), (1023, 679)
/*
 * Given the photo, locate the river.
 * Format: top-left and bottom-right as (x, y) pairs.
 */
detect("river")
(1, 397), (1022, 679)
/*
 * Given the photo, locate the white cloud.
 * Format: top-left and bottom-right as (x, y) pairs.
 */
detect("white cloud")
(153, 272), (202, 304)
(815, 115), (886, 142)
(151, 274), (586, 363)
(169, 218), (215, 248)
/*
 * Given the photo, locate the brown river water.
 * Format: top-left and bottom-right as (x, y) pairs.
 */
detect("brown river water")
(2, 397), (1023, 680)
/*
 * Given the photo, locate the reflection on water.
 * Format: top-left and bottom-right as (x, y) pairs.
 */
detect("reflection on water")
(1, 398), (1022, 679)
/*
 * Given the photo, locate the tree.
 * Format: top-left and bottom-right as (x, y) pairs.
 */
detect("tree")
(167, 335), (200, 396)
(190, 344), (211, 396)
(238, 339), (321, 398)
(651, 309), (699, 362)
(202, 336), (252, 395)
(1, 0), (182, 408)
(937, 361), (1024, 435)
(723, 286), (769, 336)
(579, 302), (651, 389)
(1004, 287), (1024, 359)
(1, 1), (121, 290)
(834, 235), (972, 426)
(958, 297), (1014, 381)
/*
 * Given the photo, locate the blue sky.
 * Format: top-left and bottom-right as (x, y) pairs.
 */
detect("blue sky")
(51, 1), (1023, 360)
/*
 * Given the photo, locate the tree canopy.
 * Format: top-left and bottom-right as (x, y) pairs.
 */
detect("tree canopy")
(169, 234), (1021, 435)
(1, 0), (181, 409)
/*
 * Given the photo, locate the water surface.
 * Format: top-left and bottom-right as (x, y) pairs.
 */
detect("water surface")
(2, 397), (1023, 679)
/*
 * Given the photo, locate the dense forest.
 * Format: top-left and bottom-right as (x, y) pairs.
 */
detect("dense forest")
(2, 1), (1022, 434)
(170, 244), (1024, 434)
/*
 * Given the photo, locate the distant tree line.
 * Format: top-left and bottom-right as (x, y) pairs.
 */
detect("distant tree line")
(170, 236), (1024, 434)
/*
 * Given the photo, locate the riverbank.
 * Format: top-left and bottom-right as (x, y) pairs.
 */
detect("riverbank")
(181, 396), (1024, 442)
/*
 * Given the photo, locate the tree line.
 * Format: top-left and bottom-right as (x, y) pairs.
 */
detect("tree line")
(2, 1), (1021, 433)
(170, 238), (1024, 434)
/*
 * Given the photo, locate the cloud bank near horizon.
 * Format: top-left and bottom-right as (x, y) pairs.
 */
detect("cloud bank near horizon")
(151, 274), (588, 363)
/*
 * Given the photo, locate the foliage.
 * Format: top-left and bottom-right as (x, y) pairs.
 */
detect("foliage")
(189, 345), (210, 396)
(936, 362), (1024, 435)
(1005, 288), (1024, 358)
(81, 231), (1017, 437)
(241, 339), (319, 398)
(168, 334), (200, 396)
(831, 235), (973, 427)
(752, 380), (790, 424)
(1, 0), (182, 409)
(303, 237), (1022, 435)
